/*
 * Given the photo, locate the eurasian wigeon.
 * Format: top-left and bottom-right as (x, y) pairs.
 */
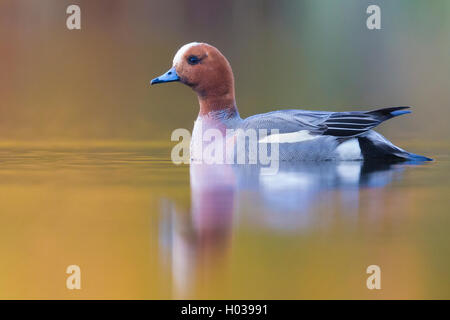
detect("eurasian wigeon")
(151, 42), (431, 162)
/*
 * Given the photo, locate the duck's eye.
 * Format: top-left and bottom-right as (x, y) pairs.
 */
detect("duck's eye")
(187, 55), (200, 65)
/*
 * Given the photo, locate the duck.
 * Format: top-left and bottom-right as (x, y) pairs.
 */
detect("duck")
(151, 42), (431, 162)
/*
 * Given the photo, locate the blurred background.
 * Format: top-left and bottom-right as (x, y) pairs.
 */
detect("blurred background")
(1, 0), (449, 142)
(0, 0), (449, 300)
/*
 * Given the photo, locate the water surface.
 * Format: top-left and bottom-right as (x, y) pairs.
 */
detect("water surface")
(0, 142), (448, 299)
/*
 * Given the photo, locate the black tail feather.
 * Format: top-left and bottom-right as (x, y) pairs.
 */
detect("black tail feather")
(366, 106), (411, 120)
(323, 106), (412, 138)
(358, 135), (432, 162)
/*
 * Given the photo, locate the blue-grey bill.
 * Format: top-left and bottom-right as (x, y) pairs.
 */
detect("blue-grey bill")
(150, 66), (180, 85)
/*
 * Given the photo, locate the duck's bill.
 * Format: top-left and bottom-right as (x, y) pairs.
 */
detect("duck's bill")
(150, 66), (180, 85)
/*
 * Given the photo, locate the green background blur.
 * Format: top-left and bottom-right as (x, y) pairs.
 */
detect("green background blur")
(1, 0), (449, 143)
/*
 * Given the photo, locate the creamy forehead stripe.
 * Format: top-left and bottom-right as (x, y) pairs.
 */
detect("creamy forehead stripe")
(258, 130), (318, 143)
(173, 42), (200, 66)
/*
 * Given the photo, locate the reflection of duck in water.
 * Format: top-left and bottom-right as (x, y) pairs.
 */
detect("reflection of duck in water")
(159, 164), (236, 298)
(159, 161), (411, 297)
(151, 42), (431, 162)
(233, 161), (406, 231)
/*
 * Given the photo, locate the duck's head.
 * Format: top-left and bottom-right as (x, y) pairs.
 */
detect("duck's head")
(151, 42), (236, 115)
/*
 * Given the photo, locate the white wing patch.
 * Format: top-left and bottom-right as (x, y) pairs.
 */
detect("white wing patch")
(258, 130), (319, 144)
(335, 139), (362, 160)
(173, 42), (200, 66)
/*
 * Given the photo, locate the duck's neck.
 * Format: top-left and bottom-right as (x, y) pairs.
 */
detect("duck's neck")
(198, 93), (239, 119)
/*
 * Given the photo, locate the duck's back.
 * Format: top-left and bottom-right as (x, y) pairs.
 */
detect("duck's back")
(235, 107), (431, 161)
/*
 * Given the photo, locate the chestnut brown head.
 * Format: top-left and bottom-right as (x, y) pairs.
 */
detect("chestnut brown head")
(151, 42), (235, 100)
